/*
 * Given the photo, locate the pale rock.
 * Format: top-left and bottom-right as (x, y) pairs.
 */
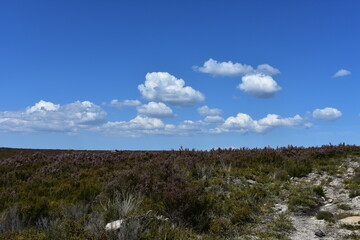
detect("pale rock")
(105, 219), (123, 231)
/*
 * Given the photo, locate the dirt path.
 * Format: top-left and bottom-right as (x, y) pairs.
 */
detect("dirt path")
(289, 157), (360, 240)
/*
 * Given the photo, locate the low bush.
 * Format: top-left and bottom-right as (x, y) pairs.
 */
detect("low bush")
(284, 159), (312, 178)
(346, 168), (360, 198)
(338, 204), (352, 211)
(288, 184), (321, 215)
(271, 213), (295, 233)
(313, 186), (325, 197)
(316, 211), (335, 223)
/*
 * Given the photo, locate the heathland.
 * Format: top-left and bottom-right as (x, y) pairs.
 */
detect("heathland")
(0, 144), (359, 239)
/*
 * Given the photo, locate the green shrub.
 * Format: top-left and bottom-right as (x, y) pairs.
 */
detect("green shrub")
(347, 168), (360, 198)
(22, 197), (50, 225)
(209, 217), (231, 235)
(77, 182), (101, 202)
(101, 190), (142, 222)
(0, 228), (46, 240)
(313, 186), (325, 197)
(230, 202), (253, 224)
(338, 203), (352, 211)
(341, 224), (360, 231)
(285, 159), (312, 178)
(0, 206), (24, 234)
(271, 213), (295, 233)
(275, 169), (289, 181)
(288, 185), (320, 215)
(316, 211), (335, 223)
(349, 190), (360, 198)
(141, 220), (196, 240)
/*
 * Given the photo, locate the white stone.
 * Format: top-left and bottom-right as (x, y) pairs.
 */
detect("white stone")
(105, 219), (123, 231)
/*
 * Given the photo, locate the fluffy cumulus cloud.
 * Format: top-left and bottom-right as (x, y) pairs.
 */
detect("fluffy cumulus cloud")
(312, 107), (342, 121)
(197, 105), (223, 116)
(193, 58), (254, 76)
(0, 100), (106, 133)
(107, 99), (141, 108)
(194, 59), (281, 98)
(238, 74), (282, 98)
(333, 69), (351, 78)
(138, 72), (205, 107)
(194, 59), (280, 77)
(26, 100), (60, 113)
(137, 102), (174, 118)
(213, 113), (306, 134)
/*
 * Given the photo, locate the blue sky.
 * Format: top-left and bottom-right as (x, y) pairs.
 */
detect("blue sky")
(0, 0), (359, 150)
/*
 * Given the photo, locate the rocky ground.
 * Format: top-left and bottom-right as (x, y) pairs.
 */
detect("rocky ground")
(282, 157), (360, 240)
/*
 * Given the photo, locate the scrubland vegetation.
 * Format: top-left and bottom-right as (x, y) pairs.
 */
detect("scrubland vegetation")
(0, 144), (359, 239)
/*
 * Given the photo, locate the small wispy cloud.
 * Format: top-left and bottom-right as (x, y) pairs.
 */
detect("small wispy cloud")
(107, 99), (141, 109)
(197, 105), (223, 116)
(333, 69), (351, 78)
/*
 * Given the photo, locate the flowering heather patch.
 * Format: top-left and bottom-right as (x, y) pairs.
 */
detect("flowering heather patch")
(0, 144), (359, 239)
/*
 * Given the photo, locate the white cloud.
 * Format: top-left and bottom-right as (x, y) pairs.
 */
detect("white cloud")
(99, 117), (205, 137)
(138, 72), (205, 107)
(104, 115), (165, 130)
(166, 120), (207, 136)
(193, 58), (254, 76)
(333, 69), (351, 78)
(108, 99), (141, 108)
(312, 107), (342, 121)
(194, 59), (280, 77)
(214, 113), (305, 134)
(26, 100), (60, 113)
(137, 102), (174, 118)
(197, 105), (223, 116)
(256, 64), (280, 75)
(0, 101), (313, 138)
(204, 115), (224, 123)
(100, 116), (166, 137)
(238, 73), (282, 98)
(0, 100), (106, 133)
